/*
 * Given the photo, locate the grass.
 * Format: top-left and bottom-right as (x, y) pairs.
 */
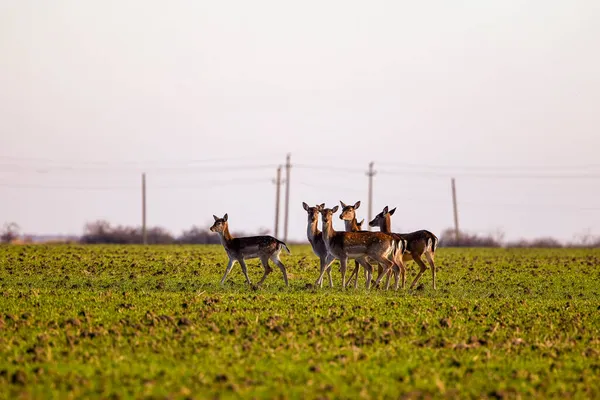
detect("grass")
(0, 244), (599, 399)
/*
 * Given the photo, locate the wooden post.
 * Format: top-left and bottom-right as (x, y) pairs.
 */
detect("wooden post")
(366, 162), (376, 231)
(284, 154), (291, 242)
(452, 178), (459, 242)
(142, 173), (147, 245)
(273, 166), (282, 237)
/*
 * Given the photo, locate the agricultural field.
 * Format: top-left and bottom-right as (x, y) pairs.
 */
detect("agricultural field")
(0, 245), (599, 399)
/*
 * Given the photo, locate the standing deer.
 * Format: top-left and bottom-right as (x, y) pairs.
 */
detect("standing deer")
(302, 202), (336, 288)
(340, 200), (398, 289)
(369, 206), (438, 289)
(210, 214), (290, 287)
(318, 205), (402, 289)
(339, 200), (386, 288)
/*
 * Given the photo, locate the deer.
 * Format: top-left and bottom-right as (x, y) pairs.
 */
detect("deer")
(369, 206), (438, 289)
(302, 202), (336, 288)
(210, 214), (290, 287)
(317, 205), (404, 289)
(340, 200), (400, 289)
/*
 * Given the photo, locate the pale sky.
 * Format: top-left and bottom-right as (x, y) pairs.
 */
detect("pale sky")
(1, 0), (599, 243)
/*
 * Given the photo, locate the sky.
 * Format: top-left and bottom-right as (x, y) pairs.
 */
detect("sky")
(1, 0), (599, 243)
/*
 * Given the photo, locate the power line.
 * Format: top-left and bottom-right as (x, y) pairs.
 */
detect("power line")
(0, 154), (283, 166)
(0, 178), (270, 190)
(377, 169), (600, 180)
(355, 160), (600, 171)
(294, 162), (600, 179)
(0, 163), (278, 174)
(294, 164), (364, 174)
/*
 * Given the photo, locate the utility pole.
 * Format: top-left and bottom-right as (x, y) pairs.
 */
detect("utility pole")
(142, 173), (147, 245)
(283, 153), (291, 242)
(273, 165), (282, 237)
(366, 162), (376, 231)
(451, 178), (460, 243)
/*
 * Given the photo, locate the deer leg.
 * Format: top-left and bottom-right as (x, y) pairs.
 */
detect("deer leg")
(324, 256), (335, 288)
(340, 257), (348, 289)
(353, 260), (362, 289)
(343, 260), (359, 289)
(316, 258), (329, 287)
(425, 251), (437, 290)
(373, 263), (384, 285)
(356, 258), (374, 289)
(372, 256), (394, 289)
(393, 252), (406, 290)
(315, 257), (326, 288)
(409, 254), (429, 289)
(220, 259), (237, 285)
(239, 258), (252, 285)
(257, 257), (272, 286)
(317, 256), (335, 288)
(395, 258), (406, 290)
(384, 267), (392, 290)
(271, 255), (289, 286)
(385, 266), (394, 290)
(344, 261), (360, 288)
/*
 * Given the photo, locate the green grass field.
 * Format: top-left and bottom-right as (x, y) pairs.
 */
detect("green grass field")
(1, 245), (599, 399)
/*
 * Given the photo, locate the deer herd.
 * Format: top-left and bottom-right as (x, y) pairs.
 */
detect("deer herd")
(210, 201), (438, 291)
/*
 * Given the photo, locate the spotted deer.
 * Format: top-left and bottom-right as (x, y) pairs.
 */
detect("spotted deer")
(369, 206), (438, 289)
(318, 205), (402, 289)
(210, 214), (290, 287)
(339, 200), (382, 288)
(302, 202), (336, 288)
(340, 200), (396, 288)
(340, 200), (399, 289)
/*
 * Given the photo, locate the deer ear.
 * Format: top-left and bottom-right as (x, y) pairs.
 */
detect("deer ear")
(340, 200), (347, 208)
(302, 202), (309, 211)
(354, 201), (361, 209)
(223, 213), (228, 222)
(358, 219), (364, 225)
(389, 207), (396, 215)
(213, 215), (219, 221)
(332, 205), (339, 213)
(383, 206), (389, 214)
(318, 203), (325, 210)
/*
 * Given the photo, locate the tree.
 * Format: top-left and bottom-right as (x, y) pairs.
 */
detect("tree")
(1, 222), (20, 243)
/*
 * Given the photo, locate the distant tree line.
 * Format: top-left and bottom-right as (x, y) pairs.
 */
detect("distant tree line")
(439, 228), (600, 248)
(79, 220), (269, 245)
(2, 220), (600, 247)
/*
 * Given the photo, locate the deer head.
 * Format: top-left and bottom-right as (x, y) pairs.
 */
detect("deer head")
(369, 206), (396, 227)
(210, 214), (228, 233)
(339, 200), (361, 221)
(319, 205), (339, 227)
(303, 202), (325, 224)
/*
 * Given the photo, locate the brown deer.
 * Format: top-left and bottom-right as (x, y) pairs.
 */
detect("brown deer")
(302, 202), (336, 288)
(369, 206), (438, 289)
(210, 214), (290, 287)
(339, 200), (383, 288)
(318, 205), (402, 289)
(340, 201), (400, 289)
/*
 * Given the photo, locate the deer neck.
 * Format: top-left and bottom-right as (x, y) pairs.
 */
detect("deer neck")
(381, 215), (392, 233)
(344, 218), (359, 232)
(321, 217), (335, 242)
(218, 224), (234, 245)
(307, 218), (320, 241)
